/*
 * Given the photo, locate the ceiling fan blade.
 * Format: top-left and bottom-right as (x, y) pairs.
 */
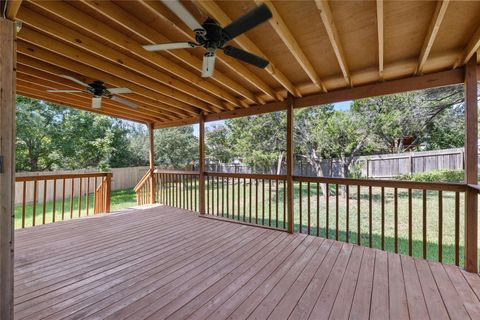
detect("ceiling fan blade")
(110, 95), (138, 109)
(47, 89), (83, 93)
(222, 4), (272, 41)
(143, 42), (196, 51)
(202, 52), (216, 78)
(107, 87), (132, 94)
(92, 96), (102, 109)
(162, 0), (204, 32)
(59, 75), (90, 87)
(223, 46), (269, 69)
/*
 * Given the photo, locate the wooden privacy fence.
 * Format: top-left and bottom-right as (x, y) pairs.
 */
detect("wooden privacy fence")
(135, 170), (479, 268)
(15, 172), (112, 228)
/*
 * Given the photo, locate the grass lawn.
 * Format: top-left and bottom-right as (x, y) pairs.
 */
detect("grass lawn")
(15, 188), (137, 229)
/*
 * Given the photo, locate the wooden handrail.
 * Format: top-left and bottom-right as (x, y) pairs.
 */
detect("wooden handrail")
(134, 170), (152, 192)
(293, 175), (467, 192)
(205, 172), (287, 180)
(16, 172), (110, 182)
(154, 169), (200, 175)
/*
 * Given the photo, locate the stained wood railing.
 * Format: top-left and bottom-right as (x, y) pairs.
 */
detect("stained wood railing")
(15, 172), (112, 228)
(134, 170), (153, 206)
(135, 170), (473, 267)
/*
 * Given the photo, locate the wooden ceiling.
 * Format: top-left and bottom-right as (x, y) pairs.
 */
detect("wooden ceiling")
(9, 0), (480, 127)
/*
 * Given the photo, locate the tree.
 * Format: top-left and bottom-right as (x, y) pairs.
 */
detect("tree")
(206, 124), (233, 164)
(154, 126), (198, 169)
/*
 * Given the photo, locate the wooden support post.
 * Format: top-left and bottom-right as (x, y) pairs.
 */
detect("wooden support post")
(0, 17), (16, 320)
(105, 173), (112, 213)
(464, 52), (478, 273)
(148, 122), (156, 204)
(287, 97), (294, 233)
(199, 113), (206, 215)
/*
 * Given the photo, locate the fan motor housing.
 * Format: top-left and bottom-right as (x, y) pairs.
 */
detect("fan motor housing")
(197, 18), (225, 50)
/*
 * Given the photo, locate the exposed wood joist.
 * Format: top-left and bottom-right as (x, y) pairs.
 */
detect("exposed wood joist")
(158, 67), (466, 128)
(416, 0), (450, 74)
(16, 62), (179, 121)
(314, 0), (351, 86)
(16, 40), (201, 118)
(5, 0), (22, 19)
(376, 0), (384, 80)
(138, 0), (277, 103)
(77, 0), (252, 108)
(16, 70), (170, 122)
(459, 24), (480, 67)
(29, 0), (240, 111)
(193, 0), (300, 97)
(258, 0), (327, 92)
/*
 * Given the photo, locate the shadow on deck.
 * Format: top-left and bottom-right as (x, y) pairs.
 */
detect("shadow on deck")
(14, 205), (480, 319)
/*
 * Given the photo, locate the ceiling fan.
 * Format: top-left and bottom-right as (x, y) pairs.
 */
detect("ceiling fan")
(143, 0), (273, 78)
(47, 75), (138, 109)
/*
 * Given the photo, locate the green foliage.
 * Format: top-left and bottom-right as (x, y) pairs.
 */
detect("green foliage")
(399, 169), (465, 183)
(206, 125), (232, 163)
(154, 126), (198, 169)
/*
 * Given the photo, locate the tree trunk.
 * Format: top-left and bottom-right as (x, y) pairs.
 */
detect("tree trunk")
(277, 151), (284, 175)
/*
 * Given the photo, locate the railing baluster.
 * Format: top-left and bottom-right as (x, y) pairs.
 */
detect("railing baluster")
(269, 179), (272, 227)
(33, 180), (37, 226)
(78, 177), (82, 218)
(284, 179), (287, 230)
(238, 177), (241, 221)
(42, 179), (47, 225)
(335, 184), (339, 240)
(85, 178), (89, 216)
(206, 175), (209, 214)
(408, 188), (412, 256)
(357, 185), (361, 245)
(249, 178), (252, 223)
(307, 182), (311, 235)
(454, 191), (460, 266)
(326, 183), (330, 239)
(438, 190), (443, 262)
(256, 179), (259, 224)
(299, 181), (302, 233)
(226, 177), (229, 218)
(53, 179), (57, 222)
(222, 176), (225, 217)
(232, 176), (235, 220)
(346, 184), (349, 243)
(70, 178), (74, 219)
(368, 186), (372, 248)
(217, 176), (220, 216)
(22, 181), (26, 228)
(394, 188), (398, 253)
(317, 182), (320, 237)
(423, 189), (427, 259)
(381, 186), (385, 250)
(262, 179), (265, 225)
(275, 179), (279, 228)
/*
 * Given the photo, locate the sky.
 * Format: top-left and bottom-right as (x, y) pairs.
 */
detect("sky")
(192, 100), (353, 137)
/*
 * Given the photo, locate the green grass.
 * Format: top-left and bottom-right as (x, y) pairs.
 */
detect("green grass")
(15, 188), (137, 229)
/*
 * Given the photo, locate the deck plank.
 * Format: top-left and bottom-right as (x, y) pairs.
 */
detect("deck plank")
(13, 205), (480, 320)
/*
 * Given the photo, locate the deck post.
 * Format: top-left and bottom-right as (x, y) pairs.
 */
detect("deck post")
(0, 17), (16, 320)
(148, 122), (156, 204)
(464, 52), (478, 273)
(199, 113), (206, 215)
(287, 96), (294, 233)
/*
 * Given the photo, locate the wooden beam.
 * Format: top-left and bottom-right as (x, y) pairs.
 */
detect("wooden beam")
(258, 0), (327, 92)
(376, 0), (384, 80)
(416, 0), (450, 74)
(464, 52), (478, 273)
(286, 96), (294, 233)
(193, 0), (300, 97)
(148, 123), (156, 204)
(139, 0), (278, 103)
(314, 0), (351, 86)
(6, 0), (22, 20)
(0, 17), (15, 320)
(29, 0), (239, 110)
(460, 24), (480, 66)
(199, 113), (206, 215)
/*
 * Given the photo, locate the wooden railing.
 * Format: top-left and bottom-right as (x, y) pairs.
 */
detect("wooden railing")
(135, 170), (473, 268)
(15, 172), (112, 228)
(134, 170), (153, 206)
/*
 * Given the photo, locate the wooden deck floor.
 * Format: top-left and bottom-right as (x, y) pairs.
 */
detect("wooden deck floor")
(14, 205), (480, 320)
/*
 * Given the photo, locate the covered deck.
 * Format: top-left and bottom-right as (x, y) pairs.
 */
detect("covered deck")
(14, 205), (480, 319)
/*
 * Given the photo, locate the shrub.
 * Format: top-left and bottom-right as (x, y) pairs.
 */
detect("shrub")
(398, 169), (465, 183)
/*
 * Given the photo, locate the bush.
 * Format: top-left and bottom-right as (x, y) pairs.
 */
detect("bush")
(398, 169), (465, 183)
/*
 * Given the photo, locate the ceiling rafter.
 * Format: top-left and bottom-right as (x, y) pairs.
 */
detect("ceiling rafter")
(376, 0), (384, 80)
(192, 0), (301, 97)
(6, 0), (22, 19)
(314, 0), (351, 86)
(80, 0), (257, 107)
(138, 0), (278, 103)
(257, 0), (327, 93)
(16, 66), (172, 122)
(16, 43), (200, 118)
(28, 0), (240, 111)
(17, 7), (218, 117)
(416, 0), (450, 74)
(458, 25), (480, 67)
(16, 55), (190, 120)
